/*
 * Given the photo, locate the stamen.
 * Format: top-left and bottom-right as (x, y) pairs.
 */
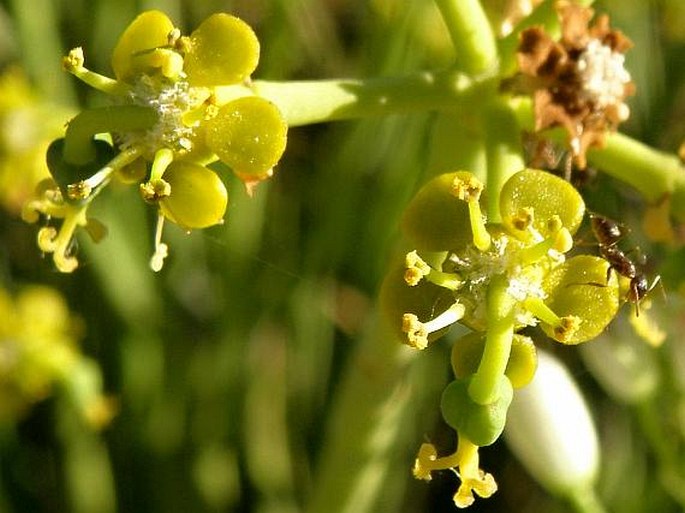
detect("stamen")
(36, 203), (88, 272)
(452, 176), (491, 252)
(522, 296), (562, 327)
(414, 438), (497, 508)
(150, 212), (169, 272)
(401, 302), (465, 350)
(63, 48), (130, 95)
(401, 314), (428, 350)
(405, 251), (463, 290)
(141, 148), (175, 202)
(67, 146), (145, 201)
(413, 443), (461, 479)
(405, 250), (431, 286)
(523, 297), (581, 343)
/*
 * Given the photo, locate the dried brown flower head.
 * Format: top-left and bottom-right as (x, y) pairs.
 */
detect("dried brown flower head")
(514, 1), (634, 168)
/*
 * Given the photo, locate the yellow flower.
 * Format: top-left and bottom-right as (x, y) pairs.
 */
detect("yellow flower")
(386, 169), (620, 349)
(24, 10), (287, 272)
(0, 285), (114, 428)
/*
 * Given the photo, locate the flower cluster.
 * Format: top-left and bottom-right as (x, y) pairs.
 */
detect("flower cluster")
(0, 285), (114, 428)
(22, 11), (287, 272)
(513, 1), (634, 168)
(381, 168), (621, 507)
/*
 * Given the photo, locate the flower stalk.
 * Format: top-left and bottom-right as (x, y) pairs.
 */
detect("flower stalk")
(433, 0), (498, 75)
(251, 71), (485, 127)
(468, 274), (515, 405)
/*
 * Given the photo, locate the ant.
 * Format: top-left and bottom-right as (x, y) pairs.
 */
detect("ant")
(588, 212), (660, 316)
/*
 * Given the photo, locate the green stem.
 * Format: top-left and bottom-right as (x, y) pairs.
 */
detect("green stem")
(433, 0), (498, 75)
(10, 0), (76, 105)
(252, 71), (490, 127)
(587, 132), (685, 214)
(512, 96), (685, 219)
(567, 486), (608, 513)
(484, 100), (525, 222)
(468, 274), (515, 405)
(63, 106), (158, 165)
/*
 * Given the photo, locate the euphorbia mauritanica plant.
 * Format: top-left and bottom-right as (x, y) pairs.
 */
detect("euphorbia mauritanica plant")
(15, 1), (685, 511)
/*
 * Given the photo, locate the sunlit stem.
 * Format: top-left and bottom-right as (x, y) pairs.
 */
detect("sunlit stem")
(588, 132), (685, 217)
(468, 274), (515, 405)
(513, 100), (685, 219)
(252, 71), (487, 127)
(523, 296), (562, 326)
(433, 0), (498, 75)
(484, 100), (524, 222)
(63, 106), (158, 165)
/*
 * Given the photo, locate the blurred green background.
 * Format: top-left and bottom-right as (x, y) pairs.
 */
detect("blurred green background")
(1, 1), (685, 512)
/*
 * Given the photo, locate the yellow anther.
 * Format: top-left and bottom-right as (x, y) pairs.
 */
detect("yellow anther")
(67, 181), (93, 200)
(553, 315), (582, 343)
(511, 207), (534, 232)
(413, 443), (440, 481)
(167, 27), (182, 46)
(140, 178), (171, 202)
(404, 250), (431, 286)
(402, 313), (428, 350)
(63, 47), (85, 71)
(451, 175), (484, 202)
(450, 175), (491, 251)
(546, 214), (563, 233)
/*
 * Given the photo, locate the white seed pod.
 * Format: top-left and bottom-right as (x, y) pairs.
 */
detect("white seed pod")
(504, 350), (599, 497)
